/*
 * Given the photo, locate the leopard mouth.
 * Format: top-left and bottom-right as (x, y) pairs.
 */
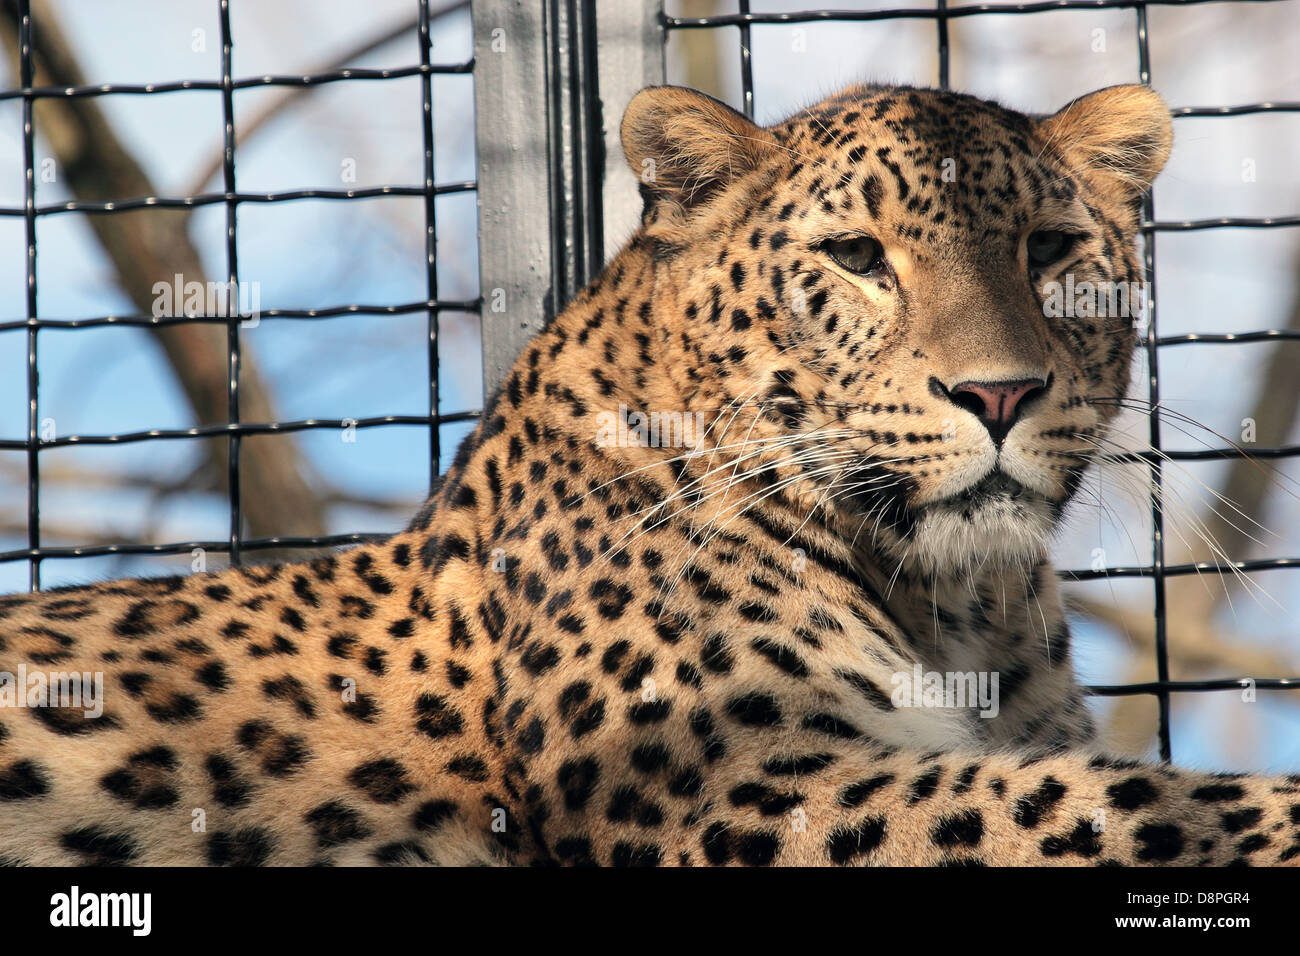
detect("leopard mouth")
(837, 466), (1056, 568)
(841, 467), (1033, 526)
(893, 467), (1058, 571)
(930, 469), (1031, 513)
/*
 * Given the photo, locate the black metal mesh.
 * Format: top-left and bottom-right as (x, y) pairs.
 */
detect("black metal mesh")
(1, 2), (479, 582)
(664, 0), (1300, 762)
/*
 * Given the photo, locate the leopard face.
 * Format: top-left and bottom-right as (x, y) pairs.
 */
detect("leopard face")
(622, 84), (1171, 575)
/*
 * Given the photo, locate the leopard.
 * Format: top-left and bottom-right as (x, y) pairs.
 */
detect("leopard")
(1, 81), (1298, 867)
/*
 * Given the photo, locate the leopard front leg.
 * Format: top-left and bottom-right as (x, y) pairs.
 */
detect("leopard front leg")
(676, 742), (1300, 866)
(529, 731), (1300, 866)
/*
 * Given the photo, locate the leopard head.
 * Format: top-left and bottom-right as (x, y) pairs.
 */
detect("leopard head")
(621, 82), (1171, 574)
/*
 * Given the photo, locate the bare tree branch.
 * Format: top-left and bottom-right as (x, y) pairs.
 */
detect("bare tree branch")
(184, 2), (469, 197)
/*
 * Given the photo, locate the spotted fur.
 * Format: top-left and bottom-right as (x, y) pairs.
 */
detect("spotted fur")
(1, 83), (1297, 866)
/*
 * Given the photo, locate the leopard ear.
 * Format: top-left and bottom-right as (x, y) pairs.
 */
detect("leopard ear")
(1038, 85), (1172, 201)
(622, 85), (778, 213)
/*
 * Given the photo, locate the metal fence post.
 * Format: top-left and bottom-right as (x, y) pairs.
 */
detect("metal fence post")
(597, 1), (666, 264)
(473, 0), (664, 398)
(473, 0), (554, 399)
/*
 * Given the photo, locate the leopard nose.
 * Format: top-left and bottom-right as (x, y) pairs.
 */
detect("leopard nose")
(940, 376), (1049, 444)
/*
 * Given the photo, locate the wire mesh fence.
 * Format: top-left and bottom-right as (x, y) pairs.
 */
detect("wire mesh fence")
(1, 0), (1297, 765)
(0, 0), (480, 586)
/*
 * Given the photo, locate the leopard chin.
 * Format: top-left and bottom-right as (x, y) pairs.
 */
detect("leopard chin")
(896, 471), (1057, 575)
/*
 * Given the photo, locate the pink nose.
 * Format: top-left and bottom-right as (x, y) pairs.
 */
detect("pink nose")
(948, 378), (1047, 444)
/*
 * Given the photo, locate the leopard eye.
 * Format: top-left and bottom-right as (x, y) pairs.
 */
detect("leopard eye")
(1026, 230), (1076, 267)
(823, 235), (885, 275)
